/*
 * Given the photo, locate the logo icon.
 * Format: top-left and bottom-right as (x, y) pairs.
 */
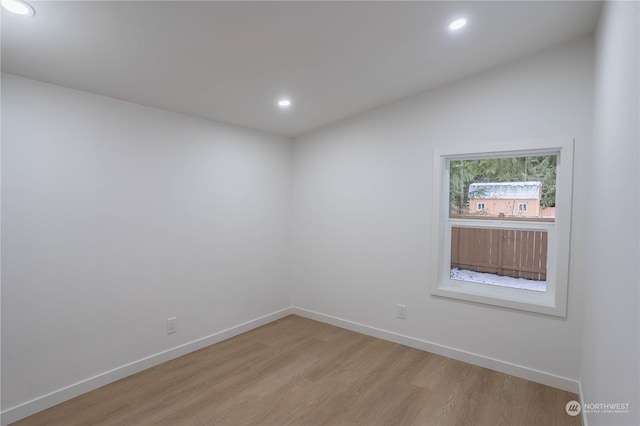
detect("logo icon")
(566, 400), (581, 416)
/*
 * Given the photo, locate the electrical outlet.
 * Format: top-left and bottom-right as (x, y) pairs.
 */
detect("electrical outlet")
(397, 304), (407, 319)
(167, 317), (177, 334)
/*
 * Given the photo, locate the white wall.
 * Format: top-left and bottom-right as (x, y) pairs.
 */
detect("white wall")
(292, 36), (594, 385)
(581, 2), (640, 425)
(1, 74), (292, 413)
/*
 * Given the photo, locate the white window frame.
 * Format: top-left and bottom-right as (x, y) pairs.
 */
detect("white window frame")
(518, 202), (528, 212)
(430, 139), (574, 317)
(477, 202), (486, 211)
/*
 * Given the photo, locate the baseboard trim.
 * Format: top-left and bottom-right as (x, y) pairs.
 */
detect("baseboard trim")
(292, 307), (580, 394)
(1, 307), (293, 426)
(578, 380), (588, 426)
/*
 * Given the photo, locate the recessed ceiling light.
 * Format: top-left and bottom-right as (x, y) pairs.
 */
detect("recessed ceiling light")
(1, 0), (35, 16)
(448, 18), (467, 31)
(278, 99), (292, 109)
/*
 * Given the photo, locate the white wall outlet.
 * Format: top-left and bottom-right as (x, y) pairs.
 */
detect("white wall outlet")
(167, 317), (177, 334)
(397, 304), (407, 319)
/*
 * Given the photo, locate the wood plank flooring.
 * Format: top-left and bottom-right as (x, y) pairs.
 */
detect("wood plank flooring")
(12, 315), (581, 426)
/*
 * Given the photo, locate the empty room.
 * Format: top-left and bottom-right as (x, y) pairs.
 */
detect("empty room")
(1, 1), (638, 425)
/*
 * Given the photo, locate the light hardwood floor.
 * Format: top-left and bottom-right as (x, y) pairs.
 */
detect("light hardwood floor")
(13, 315), (581, 426)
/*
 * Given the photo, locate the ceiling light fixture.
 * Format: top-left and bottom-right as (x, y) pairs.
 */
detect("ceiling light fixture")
(277, 99), (292, 109)
(1, 0), (35, 16)
(448, 18), (467, 31)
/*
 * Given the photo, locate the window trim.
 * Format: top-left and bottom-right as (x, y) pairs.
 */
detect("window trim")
(430, 139), (574, 317)
(477, 202), (486, 211)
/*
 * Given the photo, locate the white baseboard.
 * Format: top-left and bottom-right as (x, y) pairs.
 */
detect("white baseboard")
(292, 307), (580, 394)
(1, 307), (293, 426)
(578, 380), (588, 426)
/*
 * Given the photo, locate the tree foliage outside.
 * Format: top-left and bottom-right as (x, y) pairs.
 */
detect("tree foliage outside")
(449, 155), (557, 214)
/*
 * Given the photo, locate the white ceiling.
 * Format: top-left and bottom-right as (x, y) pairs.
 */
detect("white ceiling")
(1, 1), (601, 137)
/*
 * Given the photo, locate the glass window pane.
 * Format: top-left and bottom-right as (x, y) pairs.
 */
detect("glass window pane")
(450, 226), (548, 292)
(449, 155), (557, 220)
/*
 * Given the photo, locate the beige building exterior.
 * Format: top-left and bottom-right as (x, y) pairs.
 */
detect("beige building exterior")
(472, 197), (540, 216)
(468, 181), (554, 218)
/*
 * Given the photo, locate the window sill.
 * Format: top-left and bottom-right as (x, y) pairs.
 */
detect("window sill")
(432, 279), (565, 317)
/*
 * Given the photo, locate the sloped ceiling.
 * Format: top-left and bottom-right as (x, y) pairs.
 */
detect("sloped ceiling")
(1, 1), (601, 137)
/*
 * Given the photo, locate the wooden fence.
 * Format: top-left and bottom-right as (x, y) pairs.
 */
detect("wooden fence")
(450, 227), (548, 281)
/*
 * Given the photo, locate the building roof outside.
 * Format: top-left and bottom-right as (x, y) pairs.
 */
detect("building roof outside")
(468, 181), (542, 200)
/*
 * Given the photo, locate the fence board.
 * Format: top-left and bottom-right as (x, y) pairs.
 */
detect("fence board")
(451, 227), (547, 281)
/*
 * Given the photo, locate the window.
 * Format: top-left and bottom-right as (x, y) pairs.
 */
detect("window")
(431, 139), (574, 317)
